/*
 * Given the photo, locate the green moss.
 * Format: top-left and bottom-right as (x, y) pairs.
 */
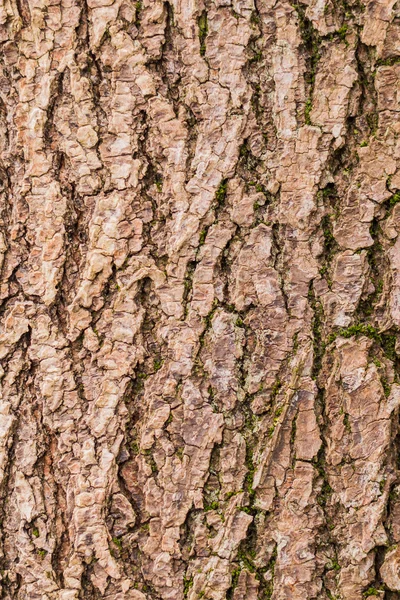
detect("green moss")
(198, 11), (208, 56)
(315, 452), (333, 507)
(239, 140), (261, 172)
(238, 506), (252, 514)
(199, 229), (207, 246)
(250, 50), (262, 63)
(381, 332), (397, 361)
(360, 141), (368, 147)
(389, 191), (400, 207)
(344, 324), (379, 338)
(153, 358), (163, 371)
(37, 549), (47, 558)
(271, 379), (282, 399)
(357, 219), (384, 315)
(337, 23), (348, 40)
(322, 215), (336, 253)
(131, 441), (140, 456)
(328, 558), (341, 572)
(328, 323), (379, 343)
(237, 548), (256, 573)
(112, 537), (122, 549)
(32, 528), (39, 538)
(317, 479), (333, 507)
(292, 332), (299, 353)
(144, 451), (158, 474)
(381, 377), (391, 398)
(204, 501), (219, 512)
(327, 325), (398, 363)
(318, 213), (338, 287)
(240, 143), (249, 157)
(154, 174), (163, 192)
(203, 299), (219, 330)
(250, 10), (261, 25)
(262, 546), (277, 599)
(366, 112), (378, 136)
(268, 406), (283, 438)
(215, 179), (228, 204)
(228, 566), (241, 598)
(376, 56), (400, 67)
(244, 444), (255, 501)
(225, 491), (238, 500)
(183, 575), (194, 596)
(363, 587), (384, 597)
(309, 284), (325, 379)
(293, 1), (321, 126)
(135, 0), (142, 22)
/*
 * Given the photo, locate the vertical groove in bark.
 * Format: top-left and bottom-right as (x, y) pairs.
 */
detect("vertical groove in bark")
(0, 0), (400, 598)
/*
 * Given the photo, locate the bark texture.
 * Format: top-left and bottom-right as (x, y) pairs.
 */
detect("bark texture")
(0, 0), (400, 598)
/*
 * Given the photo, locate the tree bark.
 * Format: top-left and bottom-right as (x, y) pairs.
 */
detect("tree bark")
(0, 0), (399, 598)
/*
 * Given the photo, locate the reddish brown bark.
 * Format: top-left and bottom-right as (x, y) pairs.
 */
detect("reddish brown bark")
(0, 0), (400, 598)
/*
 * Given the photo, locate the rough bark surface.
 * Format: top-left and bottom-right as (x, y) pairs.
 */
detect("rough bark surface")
(1, 0), (400, 598)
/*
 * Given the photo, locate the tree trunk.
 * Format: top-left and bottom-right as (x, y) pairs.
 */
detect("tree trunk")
(0, 0), (399, 598)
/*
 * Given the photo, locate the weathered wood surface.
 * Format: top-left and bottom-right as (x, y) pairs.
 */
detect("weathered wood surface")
(0, 0), (400, 598)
